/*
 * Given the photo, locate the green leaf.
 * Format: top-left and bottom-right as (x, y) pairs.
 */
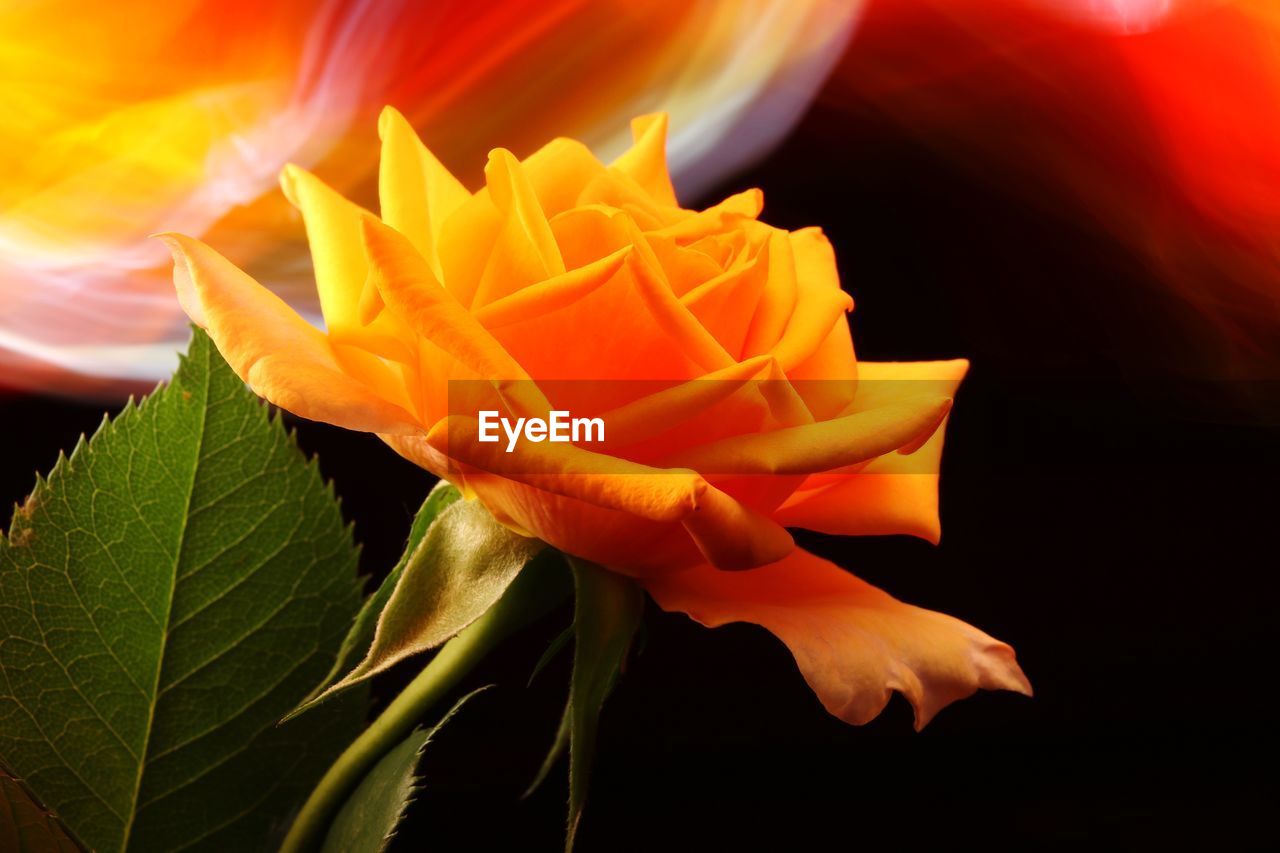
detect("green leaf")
(319, 689), (482, 853)
(278, 552), (572, 853)
(1, 760), (86, 852)
(523, 701), (569, 801)
(0, 328), (365, 853)
(564, 558), (644, 851)
(310, 497), (545, 704)
(521, 622), (575, 799)
(528, 623), (573, 688)
(290, 481), (461, 718)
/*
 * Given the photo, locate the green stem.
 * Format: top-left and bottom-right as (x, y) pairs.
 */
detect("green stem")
(281, 613), (502, 853)
(280, 551), (570, 852)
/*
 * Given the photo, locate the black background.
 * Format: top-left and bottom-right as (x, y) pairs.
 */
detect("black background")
(3, 61), (1277, 853)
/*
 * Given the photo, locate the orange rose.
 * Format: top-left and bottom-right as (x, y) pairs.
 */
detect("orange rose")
(162, 107), (1029, 727)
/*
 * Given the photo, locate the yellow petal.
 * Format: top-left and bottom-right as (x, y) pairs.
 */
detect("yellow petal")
(476, 236), (714, 384)
(279, 164), (415, 362)
(650, 188), (764, 243)
(548, 204), (635, 268)
(788, 312), (859, 420)
(472, 148), (566, 307)
(775, 360), (969, 543)
(473, 246), (632, 329)
(419, 471), (702, 576)
(519, 137), (607, 216)
(624, 218), (735, 372)
(610, 113), (678, 207)
(428, 415), (704, 522)
(278, 164), (366, 330)
(644, 548), (1031, 729)
(660, 393), (954, 476)
(768, 227), (853, 371)
(741, 230), (798, 357)
(426, 416), (792, 569)
(360, 215), (532, 384)
(644, 233), (727, 297)
(680, 232), (771, 357)
(436, 190), (503, 307)
(158, 233), (421, 434)
(599, 354), (812, 455)
(377, 105), (471, 281)
(575, 168), (674, 229)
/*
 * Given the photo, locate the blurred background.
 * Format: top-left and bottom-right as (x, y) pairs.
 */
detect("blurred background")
(2, 0), (1277, 848)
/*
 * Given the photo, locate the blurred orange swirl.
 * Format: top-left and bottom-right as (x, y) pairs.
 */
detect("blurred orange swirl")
(0, 0), (860, 396)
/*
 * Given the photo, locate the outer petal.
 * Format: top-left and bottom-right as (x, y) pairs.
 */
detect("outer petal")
(278, 164), (367, 330)
(769, 227), (854, 372)
(158, 233), (421, 434)
(776, 360), (969, 543)
(611, 113), (679, 207)
(425, 416), (794, 569)
(599, 354), (812, 454)
(280, 164), (415, 361)
(377, 105), (472, 281)
(644, 548), (1031, 729)
(660, 393), (954, 476)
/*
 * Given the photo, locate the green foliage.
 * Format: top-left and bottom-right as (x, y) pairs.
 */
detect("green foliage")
(564, 558), (644, 851)
(0, 329), (365, 853)
(320, 690), (481, 853)
(0, 760), (86, 852)
(307, 497), (545, 705)
(528, 623), (573, 688)
(292, 481), (461, 717)
(278, 523), (571, 853)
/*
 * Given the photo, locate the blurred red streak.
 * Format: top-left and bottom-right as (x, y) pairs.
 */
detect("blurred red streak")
(827, 0), (1280, 380)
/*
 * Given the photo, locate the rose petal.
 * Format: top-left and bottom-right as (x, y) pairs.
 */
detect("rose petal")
(611, 113), (679, 207)
(599, 354), (812, 458)
(425, 415), (793, 569)
(548, 205), (635, 269)
(361, 215), (530, 381)
(644, 548), (1031, 729)
(645, 233), (728, 297)
(520, 137), (608, 216)
(279, 164), (416, 361)
(775, 360), (969, 543)
(651, 188), (764, 243)
(159, 233), (421, 434)
(472, 148), (567, 306)
(741, 229), (799, 357)
(473, 246), (632, 329)
(626, 219), (736, 372)
(768, 227), (854, 372)
(788, 314), (859, 420)
(419, 469), (703, 575)
(680, 231), (772, 357)
(377, 105), (472, 281)
(660, 393), (954, 476)
(437, 190), (503, 307)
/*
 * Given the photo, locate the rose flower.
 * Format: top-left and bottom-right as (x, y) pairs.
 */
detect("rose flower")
(161, 108), (1029, 728)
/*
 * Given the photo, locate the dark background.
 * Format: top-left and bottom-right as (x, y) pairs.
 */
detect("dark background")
(3, 65), (1277, 853)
